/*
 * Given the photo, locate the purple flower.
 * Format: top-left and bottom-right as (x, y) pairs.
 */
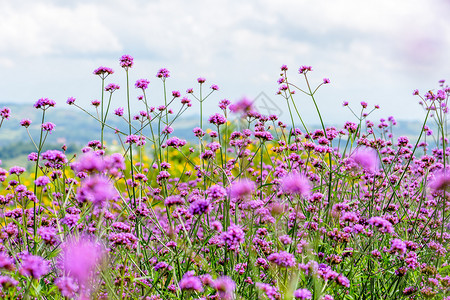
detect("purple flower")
(211, 84), (219, 91)
(255, 282), (280, 300)
(41, 150), (68, 169)
(0, 276), (18, 289)
(389, 238), (406, 255)
(350, 148), (379, 173)
(298, 66), (312, 74)
(197, 77), (206, 83)
(34, 98), (56, 109)
(294, 289), (312, 299)
(220, 224), (245, 250)
(38, 226), (58, 245)
(66, 97), (76, 105)
(0, 107), (11, 119)
(41, 122), (55, 133)
(105, 83), (120, 93)
(93, 66), (114, 77)
(20, 255), (49, 279)
(322, 78), (330, 84)
(114, 107), (124, 116)
(229, 179), (255, 200)
(179, 273), (203, 292)
(9, 166), (26, 175)
(35, 176), (50, 186)
(76, 175), (117, 206)
(135, 79), (150, 90)
(55, 277), (78, 298)
(209, 113), (227, 126)
(213, 276), (236, 300)
(429, 170), (450, 192)
(267, 251), (296, 268)
(281, 173), (311, 196)
(72, 152), (104, 173)
(119, 54), (134, 69)
(368, 216), (394, 234)
(229, 98), (254, 115)
(61, 237), (104, 285)
(156, 68), (170, 79)
(0, 252), (14, 271)
(20, 118), (32, 127)
(164, 195), (185, 207)
(189, 198), (211, 215)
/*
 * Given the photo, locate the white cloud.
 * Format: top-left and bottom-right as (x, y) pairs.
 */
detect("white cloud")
(0, 1), (122, 58)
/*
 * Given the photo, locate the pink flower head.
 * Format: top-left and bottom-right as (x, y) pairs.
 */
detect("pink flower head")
(294, 288), (312, 299)
(281, 173), (311, 196)
(135, 79), (150, 90)
(156, 68), (170, 79)
(119, 55), (134, 69)
(429, 170), (450, 192)
(213, 276), (236, 300)
(229, 179), (256, 200)
(61, 237), (104, 285)
(20, 255), (49, 279)
(229, 98), (254, 116)
(76, 175), (117, 206)
(350, 147), (379, 173)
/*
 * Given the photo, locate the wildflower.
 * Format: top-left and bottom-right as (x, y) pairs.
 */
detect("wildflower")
(323, 78), (330, 84)
(9, 166), (26, 176)
(172, 90), (181, 98)
(281, 173), (311, 196)
(197, 77), (206, 83)
(294, 289), (312, 299)
(38, 226), (58, 245)
(267, 251), (296, 268)
(229, 98), (254, 115)
(71, 152), (104, 173)
(114, 107), (124, 116)
(119, 54), (134, 69)
(298, 65), (312, 74)
(135, 79), (150, 90)
(229, 179), (256, 200)
(429, 170), (450, 191)
(389, 238), (407, 255)
(93, 66), (114, 77)
(0, 276), (18, 289)
(179, 273), (203, 292)
(35, 176), (50, 186)
(213, 276), (236, 300)
(61, 237), (104, 285)
(41, 122), (56, 133)
(66, 97), (76, 104)
(189, 198), (211, 215)
(91, 100), (100, 107)
(211, 84), (219, 90)
(350, 147), (379, 172)
(368, 216), (394, 234)
(220, 224), (245, 250)
(255, 282), (281, 300)
(20, 255), (49, 279)
(105, 83), (120, 92)
(20, 118), (32, 127)
(156, 68), (170, 79)
(76, 175), (117, 206)
(164, 195), (185, 207)
(34, 98), (56, 109)
(0, 252), (14, 271)
(55, 277), (78, 298)
(209, 113), (227, 126)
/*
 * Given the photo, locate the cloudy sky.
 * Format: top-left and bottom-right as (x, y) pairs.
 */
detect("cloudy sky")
(0, 0), (449, 125)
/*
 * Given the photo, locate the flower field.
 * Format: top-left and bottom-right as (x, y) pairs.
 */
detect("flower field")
(0, 55), (449, 299)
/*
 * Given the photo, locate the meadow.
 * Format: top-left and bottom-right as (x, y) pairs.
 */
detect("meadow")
(0, 55), (448, 299)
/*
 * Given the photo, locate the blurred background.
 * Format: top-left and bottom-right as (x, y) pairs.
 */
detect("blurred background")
(0, 0), (449, 163)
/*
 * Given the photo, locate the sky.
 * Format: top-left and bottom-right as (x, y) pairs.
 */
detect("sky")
(0, 0), (449, 126)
